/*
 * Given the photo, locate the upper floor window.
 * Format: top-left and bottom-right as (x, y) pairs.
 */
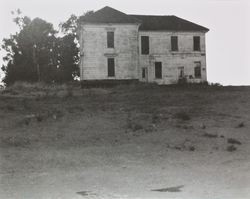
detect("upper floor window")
(193, 36), (201, 51)
(107, 32), (114, 48)
(171, 36), (178, 51)
(141, 36), (149, 55)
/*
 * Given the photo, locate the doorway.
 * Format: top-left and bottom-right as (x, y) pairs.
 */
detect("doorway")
(178, 66), (184, 79)
(142, 68), (148, 82)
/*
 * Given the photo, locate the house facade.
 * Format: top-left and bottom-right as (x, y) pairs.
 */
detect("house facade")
(79, 6), (209, 85)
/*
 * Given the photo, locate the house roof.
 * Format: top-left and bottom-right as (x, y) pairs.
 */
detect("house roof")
(81, 6), (141, 24)
(130, 15), (209, 32)
(82, 6), (209, 32)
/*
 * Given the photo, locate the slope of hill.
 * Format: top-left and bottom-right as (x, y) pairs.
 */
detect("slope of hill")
(0, 83), (250, 199)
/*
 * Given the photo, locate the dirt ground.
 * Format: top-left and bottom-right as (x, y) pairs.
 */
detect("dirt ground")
(0, 84), (250, 199)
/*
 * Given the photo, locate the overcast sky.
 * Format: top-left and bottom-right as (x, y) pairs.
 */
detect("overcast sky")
(1, 0), (250, 85)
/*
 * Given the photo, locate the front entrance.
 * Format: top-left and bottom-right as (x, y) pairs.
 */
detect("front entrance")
(141, 68), (148, 82)
(178, 66), (184, 79)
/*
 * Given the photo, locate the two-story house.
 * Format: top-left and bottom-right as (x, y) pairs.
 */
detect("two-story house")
(78, 6), (209, 85)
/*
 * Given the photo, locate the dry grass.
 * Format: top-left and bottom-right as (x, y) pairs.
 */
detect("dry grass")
(1, 83), (250, 199)
(2, 81), (78, 98)
(0, 83), (249, 148)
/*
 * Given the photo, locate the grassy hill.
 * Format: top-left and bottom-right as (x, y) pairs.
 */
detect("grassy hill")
(1, 83), (250, 199)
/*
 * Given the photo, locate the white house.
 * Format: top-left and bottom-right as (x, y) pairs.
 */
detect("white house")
(78, 6), (209, 85)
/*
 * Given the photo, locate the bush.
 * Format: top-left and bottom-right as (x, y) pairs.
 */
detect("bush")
(209, 82), (223, 87)
(177, 77), (188, 85)
(237, 122), (245, 128)
(203, 133), (218, 138)
(127, 120), (144, 132)
(36, 114), (43, 122)
(6, 105), (15, 111)
(227, 138), (241, 145)
(174, 111), (190, 121)
(227, 145), (237, 152)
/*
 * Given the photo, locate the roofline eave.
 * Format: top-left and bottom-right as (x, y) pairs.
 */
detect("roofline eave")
(80, 22), (142, 26)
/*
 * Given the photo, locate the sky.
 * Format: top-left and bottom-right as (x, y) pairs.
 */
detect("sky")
(0, 0), (250, 85)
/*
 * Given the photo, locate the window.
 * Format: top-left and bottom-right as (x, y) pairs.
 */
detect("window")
(171, 36), (178, 51)
(155, 62), (162, 79)
(194, 62), (201, 78)
(107, 58), (115, 77)
(141, 36), (149, 55)
(107, 32), (114, 48)
(193, 36), (200, 51)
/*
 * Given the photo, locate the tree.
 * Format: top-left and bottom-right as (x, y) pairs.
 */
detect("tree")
(1, 10), (94, 85)
(57, 11), (94, 81)
(1, 10), (58, 85)
(1, 10), (80, 85)
(53, 34), (79, 82)
(60, 11), (94, 35)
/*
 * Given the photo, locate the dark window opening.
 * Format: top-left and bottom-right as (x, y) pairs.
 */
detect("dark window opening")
(193, 36), (200, 51)
(107, 32), (114, 48)
(194, 62), (201, 78)
(171, 36), (178, 51)
(108, 58), (115, 77)
(141, 36), (149, 55)
(155, 62), (162, 79)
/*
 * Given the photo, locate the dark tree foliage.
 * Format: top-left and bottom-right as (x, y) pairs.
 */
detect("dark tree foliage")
(54, 34), (79, 82)
(1, 10), (80, 85)
(57, 10), (94, 80)
(60, 11), (94, 35)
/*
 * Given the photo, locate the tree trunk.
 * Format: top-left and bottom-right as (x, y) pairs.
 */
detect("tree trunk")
(32, 45), (41, 82)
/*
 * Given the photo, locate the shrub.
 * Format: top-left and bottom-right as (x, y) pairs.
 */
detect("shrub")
(132, 123), (143, 131)
(227, 138), (241, 145)
(6, 105), (15, 111)
(189, 146), (195, 151)
(227, 145), (237, 152)
(210, 82), (223, 87)
(203, 133), (218, 138)
(152, 114), (160, 124)
(174, 111), (190, 121)
(177, 77), (188, 85)
(237, 122), (245, 128)
(127, 121), (143, 132)
(36, 114), (43, 122)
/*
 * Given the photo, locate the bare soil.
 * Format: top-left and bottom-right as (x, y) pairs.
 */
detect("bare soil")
(0, 84), (250, 199)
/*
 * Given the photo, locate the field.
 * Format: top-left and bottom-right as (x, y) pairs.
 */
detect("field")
(0, 83), (250, 199)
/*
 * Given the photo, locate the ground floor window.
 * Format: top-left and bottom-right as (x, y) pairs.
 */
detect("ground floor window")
(107, 58), (115, 77)
(155, 62), (162, 79)
(194, 62), (201, 78)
